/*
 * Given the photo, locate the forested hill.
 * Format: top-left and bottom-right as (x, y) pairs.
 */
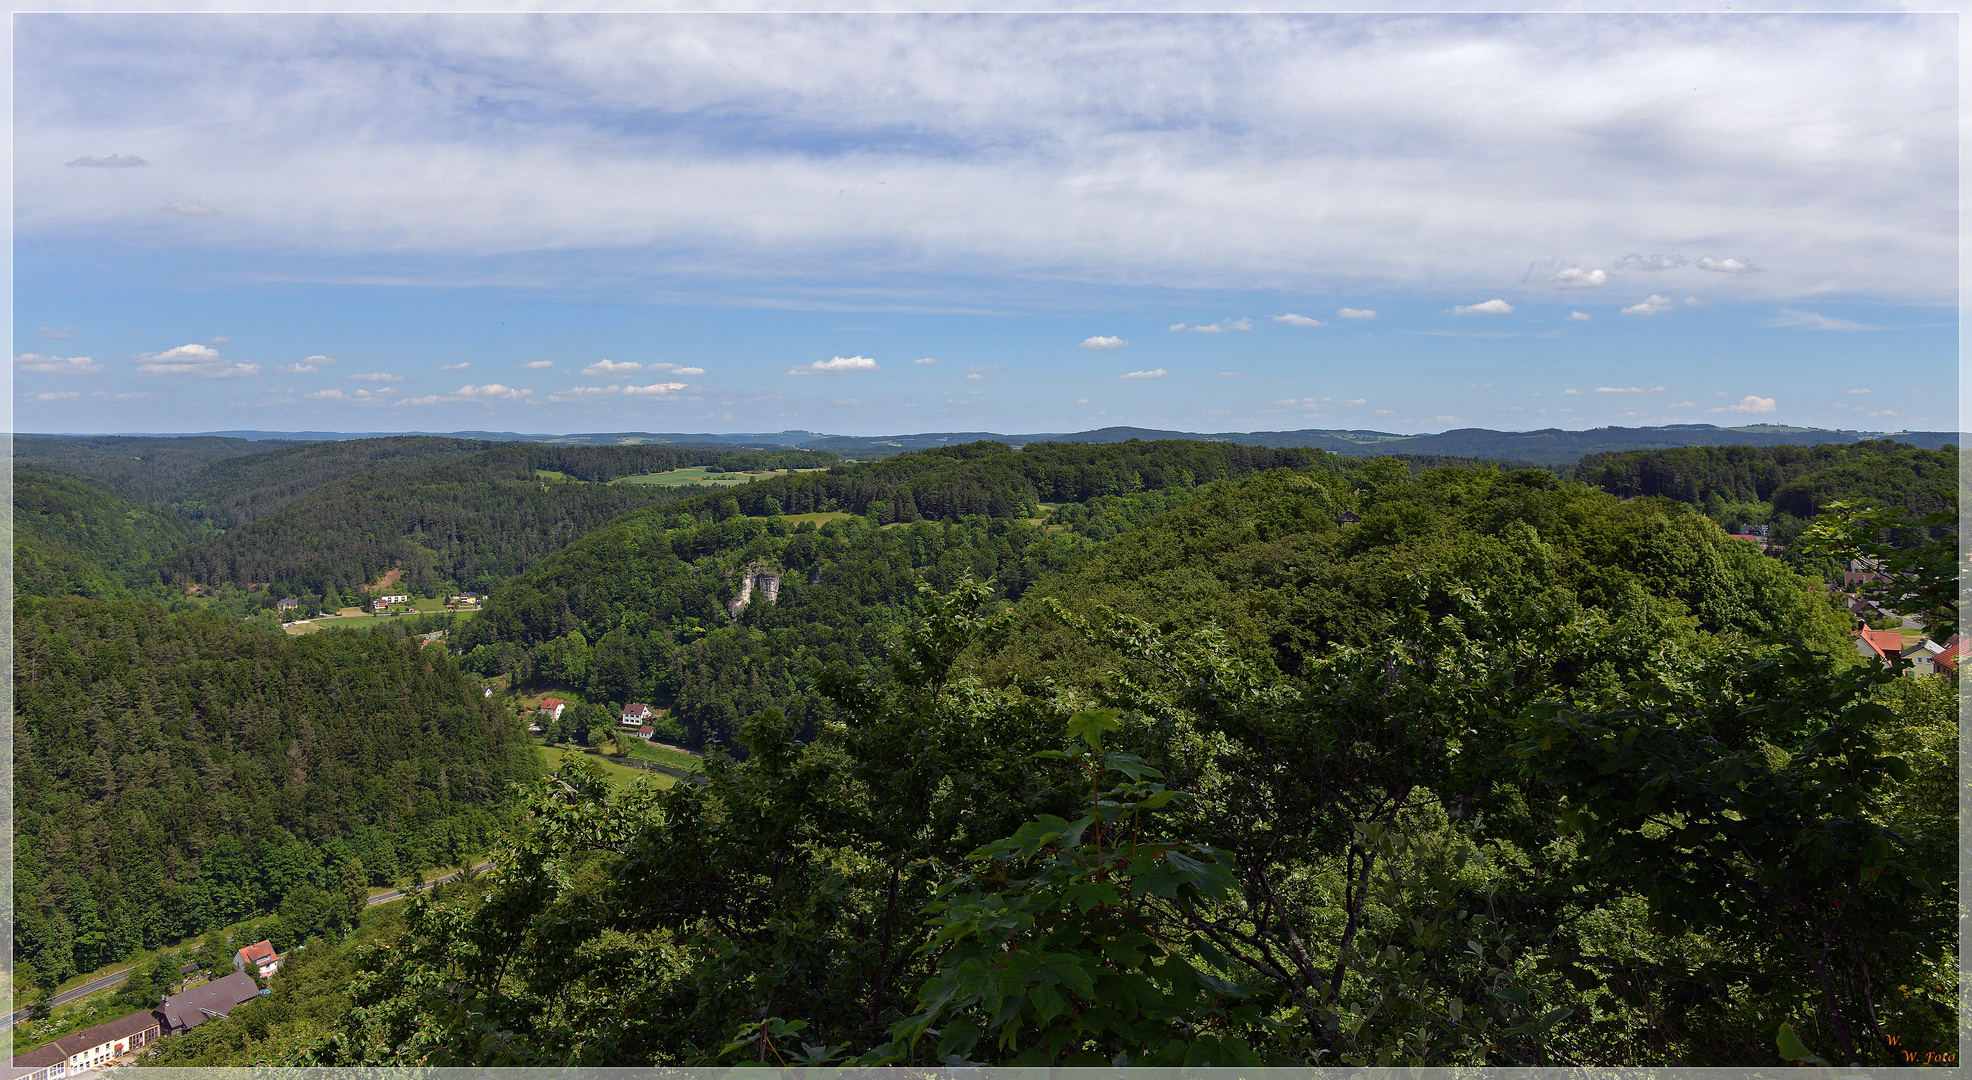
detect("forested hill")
(12, 597), (539, 992)
(665, 438), (1337, 523)
(288, 459), (1955, 1070)
(456, 452), (1854, 752)
(1576, 440), (1956, 555)
(13, 465), (214, 600)
(157, 447), (725, 599)
(12, 435), (302, 506)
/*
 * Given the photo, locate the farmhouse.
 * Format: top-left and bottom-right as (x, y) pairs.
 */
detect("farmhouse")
(539, 698), (566, 722)
(234, 938), (280, 978)
(620, 703), (653, 727)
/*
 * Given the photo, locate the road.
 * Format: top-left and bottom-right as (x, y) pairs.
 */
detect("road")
(3, 861), (495, 1028)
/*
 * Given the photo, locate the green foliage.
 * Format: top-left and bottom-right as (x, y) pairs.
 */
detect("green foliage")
(11, 596), (537, 992)
(1796, 501), (1959, 638)
(13, 464), (214, 599)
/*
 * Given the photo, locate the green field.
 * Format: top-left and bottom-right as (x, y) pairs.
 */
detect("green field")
(535, 742), (678, 789)
(779, 511), (857, 527)
(286, 606), (475, 635)
(613, 466), (784, 487)
(620, 738), (705, 774)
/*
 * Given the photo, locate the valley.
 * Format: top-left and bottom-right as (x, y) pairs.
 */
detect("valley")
(8, 427), (1958, 1068)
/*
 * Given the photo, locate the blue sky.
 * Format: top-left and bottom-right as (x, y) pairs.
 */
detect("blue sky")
(13, 13), (1957, 436)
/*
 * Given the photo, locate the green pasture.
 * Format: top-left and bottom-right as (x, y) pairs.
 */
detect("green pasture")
(613, 467), (784, 487)
(535, 742), (678, 790)
(779, 511), (857, 527)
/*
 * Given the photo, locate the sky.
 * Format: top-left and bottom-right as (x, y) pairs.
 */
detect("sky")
(12, 12), (1958, 437)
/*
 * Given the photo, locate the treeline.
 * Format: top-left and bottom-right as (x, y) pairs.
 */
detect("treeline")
(1577, 441), (1956, 557)
(13, 435), (299, 507)
(684, 439), (1338, 524)
(291, 465), (1952, 1067)
(12, 598), (538, 993)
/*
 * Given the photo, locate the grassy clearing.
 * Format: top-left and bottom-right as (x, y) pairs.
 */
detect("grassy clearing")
(534, 469), (574, 482)
(285, 607), (475, 636)
(613, 466), (785, 487)
(535, 742), (678, 790)
(621, 738), (705, 774)
(779, 511), (857, 527)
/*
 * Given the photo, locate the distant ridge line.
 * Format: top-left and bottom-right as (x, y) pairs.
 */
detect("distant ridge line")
(17, 423), (1957, 467)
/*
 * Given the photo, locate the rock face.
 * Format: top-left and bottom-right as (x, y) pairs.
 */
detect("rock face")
(725, 564), (782, 619)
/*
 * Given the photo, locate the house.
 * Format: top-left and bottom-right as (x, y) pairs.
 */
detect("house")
(1933, 635), (1962, 679)
(1725, 533), (1768, 550)
(1853, 627), (1904, 664)
(451, 593), (478, 604)
(538, 698), (566, 722)
(275, 597), (299, 611)
(152, 973), (261, 1037)
(4, 1009), (162, 1080)
(1843, 557), (1891, 589)
(638, 723), (655, 740)
(620, 703), (653, 727)
(1901, 637), (1948, 677)
(234, 938), (280, 979)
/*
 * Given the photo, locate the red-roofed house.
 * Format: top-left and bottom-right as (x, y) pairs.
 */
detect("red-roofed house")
(1934, 635), (1961, 679)
(538, 698), (566, 722)
(1853, 628), (1904, 664)
(234, 939), (280, 979)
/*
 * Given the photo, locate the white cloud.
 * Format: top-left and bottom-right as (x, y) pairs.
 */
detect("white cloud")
(158, 202), (218, 217)
(1866, 409), (1899, 418)
(456, 383), (532, 399)
(37, 326), (76, 340)
(1431, 415), (1458, 423)
(1621, 294), (1676, 315)
(15, 352), (102, 374)
(134, 343), (260, 377)
(1451, 299), (1514, 315)
(1683, 296), (1704, 306)
(1548, 266), (1610, 289)
(521, 360), (555, 370)
(344, 371), (403, 382)
(10, 17), (1954, 314)
(1668, 400), (1696, 407)
(1565, 311), (1591, 321)
(307, 389), (344, 399)
(1192, 323), (1223, 334)
(1076, 398), (1088, 404)
(581, 359), (642, 377)
(914, 357), (938, 364)
(1225, 317), (1252, 330)
(67, 153), (148, 168)
(1337, 308), (1377, 320)
(400, 394), (443, 405)
(1560, 388), (1580, 395)
(1273, 313), (1323, 327)
(1120, 369), (1166, 379)
(1594, 386), (1667, 393)
(1080, 336), (1126, 349)
(964, 373), (984, 380)
(1214, 371), (1243, 377)
(1769, 309), (1872, 331)
(1614, 253), (1687, 271)
(208, 337), (231, 345)
(1709, 394), (1777, 414)
(1846, 387), (1870, 395)
(622, 381), (687, 396)
(441, 361), (470, 370)
(31, 390), (80, 401)
(790, 355), (879, 374)
(1697, 256), (1757, 273)
(1168, 323), (1188, 331)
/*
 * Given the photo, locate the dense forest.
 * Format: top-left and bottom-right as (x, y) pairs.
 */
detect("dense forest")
(12, 598), (539, 994)
(1577, 441), (1957, 559)
(292, 460), (1955, 1068)
(6, 432), (1956, 1067)
(12, 436), (837, 604)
